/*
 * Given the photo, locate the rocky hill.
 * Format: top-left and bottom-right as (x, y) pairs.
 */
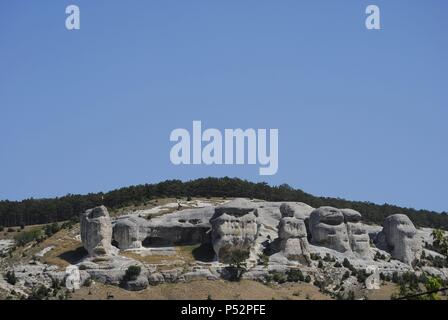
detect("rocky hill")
(1, 198), (447, 300)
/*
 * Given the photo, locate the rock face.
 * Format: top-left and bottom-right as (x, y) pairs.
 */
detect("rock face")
(210, 199), (259, 263)
(342, 209), (371, 258)
(80, 206), (114, 257)
(365, 265), (381, 290)
(113, 216), (147, 250)
(65, 265), (81, 290)
(279, 202), (314, 220)
(112, 207), (214, 250)
(277, 210), (310, 264)
(378, 214), (422, 265)
(309, 207), (371, 257)
(309, 207), (351, 253)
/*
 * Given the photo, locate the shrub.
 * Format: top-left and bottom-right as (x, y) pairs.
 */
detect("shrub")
(5, 271), (17, 285)
(310, 253), (319, 260)
(342, 258), (351, 269)
(225, 249), (248, 281)
(28, 285), (50, 300)
(287, 269), (304, 282)
(356, 270), (369, 283)
(83, 278), (92, 287)
(14, 228), (43, 246)
(342, 271), (350, 281)
(44, 223), (60, 237)
(270, 271), (287, 284)
(0, 226), (4, 232)
(317, 260), (324, 269)
(7, 228), (15, 233)
(304, 275), (312, 283)
(334, 261), (342, 268)
(124, 265), (141, 281)
(258, 253), (270, 267)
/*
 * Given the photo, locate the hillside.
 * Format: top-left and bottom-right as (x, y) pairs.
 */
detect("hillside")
(0, 177), (447, 230)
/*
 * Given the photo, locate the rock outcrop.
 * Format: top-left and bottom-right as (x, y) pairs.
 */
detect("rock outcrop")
(113, 216), (147, 250)
(80, 206), (114, 257)
(112, 207), (214, 250)
(309, 207), (371, 258)
(342, 209), (371, 258)
(277, 212), (310, 264)
(377, 214), (422, 265)
(210, 198), (259, 263)
(279, 202), (314, 220)
(309, 207), (351, 253)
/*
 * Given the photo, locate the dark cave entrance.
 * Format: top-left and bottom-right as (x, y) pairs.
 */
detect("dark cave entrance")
(142, 237), (173, 247)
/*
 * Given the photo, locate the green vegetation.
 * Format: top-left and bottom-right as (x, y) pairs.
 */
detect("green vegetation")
(269, 271), (287, 284)
(14, 228), (44, 246)
(4, 271), (17, 285)
(225, 249), (248, 282)
(430, 229), (448, 257)
(27, 285), (50, 300)
(286, 268), (305, 282)
(0, 178), (447, 229)
(124, 265), (141, 281)
(392, 273), (445, 300)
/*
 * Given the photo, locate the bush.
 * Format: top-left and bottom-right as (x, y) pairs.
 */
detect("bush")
(7, 228), (15, 233)
(14, 228), (44, 246)
(318, 260), (324, 269)
(28, 285), (50, 300)
(124, 265), (141, 281)
(342, 258), (351, 269)
(270, 271), (287, 284)
(334, 261), (342, 268)
(310, 253), (319, 260)
(5, 271), (17, 285)
(0, 226), (4, 232)
(83, 278), (92, 287)
(225, 249), (248, 281)
(356, 270), (369, 283)
(287, 269), (304, 282)
(304, 275), (312, 283)
(44, 223), (60, 237)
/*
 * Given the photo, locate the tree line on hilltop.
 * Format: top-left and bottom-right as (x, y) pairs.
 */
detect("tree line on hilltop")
(0, 177), (447, 230)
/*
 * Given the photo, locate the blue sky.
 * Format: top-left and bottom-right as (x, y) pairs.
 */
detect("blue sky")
(0, 1), (447, 211)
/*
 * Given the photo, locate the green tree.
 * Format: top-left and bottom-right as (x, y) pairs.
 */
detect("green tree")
(225, 249), (248, 281)
(420, 276), (442, 300)
(124, 265), (141, 281)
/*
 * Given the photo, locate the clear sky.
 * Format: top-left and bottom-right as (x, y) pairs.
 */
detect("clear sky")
(0, 0), (447, 212)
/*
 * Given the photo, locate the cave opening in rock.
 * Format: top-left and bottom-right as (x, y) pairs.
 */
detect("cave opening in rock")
(111, 239), (119, 249)
(142, 237), (173, 247)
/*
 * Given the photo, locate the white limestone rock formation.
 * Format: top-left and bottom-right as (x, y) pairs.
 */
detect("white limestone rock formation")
(112, 207), (214, 250)
(365, 265), (380, 290)
(112, 216), (147, 250)
(309, 207), (351, 253)
(279, 202), (314, 220)
(80, 206), (115, 257)
(65, 265), (81, 290)
(309, 207), (372, 258)
(341, 209), (372, 258)
(210, 198), (260, 263)
(377, 214), (422, 265)
(277, 210), (311, 264)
